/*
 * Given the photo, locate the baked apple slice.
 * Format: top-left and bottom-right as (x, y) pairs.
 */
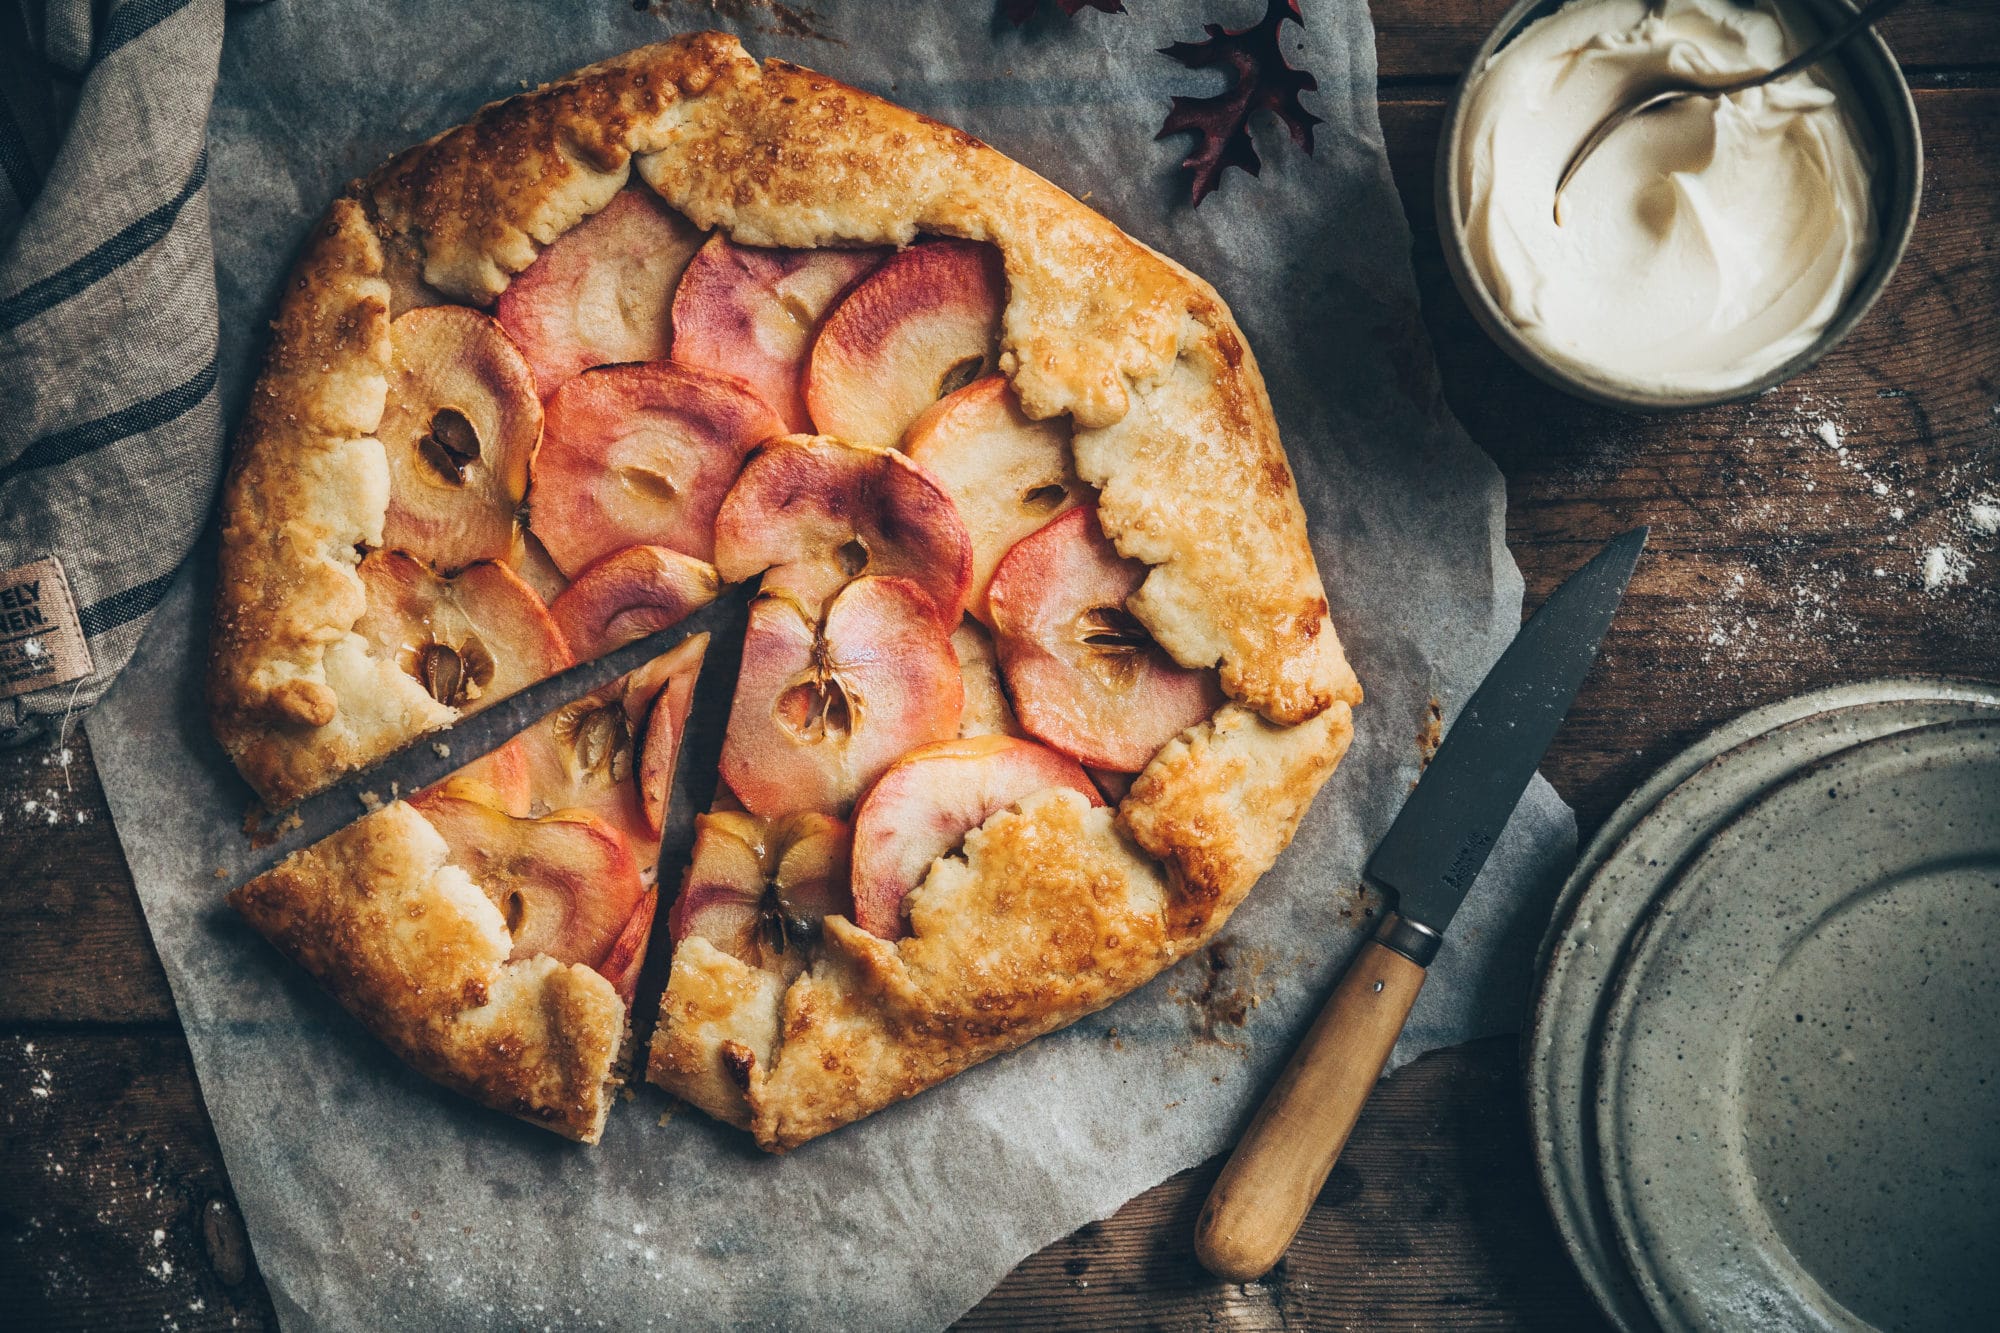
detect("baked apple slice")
(531, 362), (784, 574)
(720, 578), (963, 819)
(628, 633), (706, 841)
(986, 507), (1222, 771)
(670, 236), (887, 432)
(952, 616), (1022, 738)
(548, 544), (720, 659)
(712, 435), (973, 622)
(904, 375), (1088, 621)
(353, 550), (572, 716)
(494, 188), (705, 396)
(667, 809), (853, 981)
(505, 527), (571, 605)
(406, 792), (647, 986)
(419, 742), (533, 819)
(379, 306), (542, 571)
(804, 239), (1005, 448)
(597, 893), (659, 1002)
(499, 634), (709, 874)
(849, 735), (1099, 940)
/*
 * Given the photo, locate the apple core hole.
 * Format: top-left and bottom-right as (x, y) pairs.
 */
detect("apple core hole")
(836, 539), (869, 577)
(776, 677), (854, 745)
(417, 642), (466, 706)
(503, 890), (526, 936)
(1021, 483), (1069, 514)
(938, 355), (987, 400)
(616, 465), (680, 505)
(562, 702), (631, 779)
(457, 634), (496, 700)
(1079, 606), (1151, 652)
(778, 293), (817, 331)
(417, 408), (481, 486)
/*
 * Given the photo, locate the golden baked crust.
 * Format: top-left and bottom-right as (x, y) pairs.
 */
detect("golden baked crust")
(210, 32), (1365, 1149)
(210, 33), (1357, 810)
(207, 199), (462, 806)
(229, 802), (627, 1143)
(650, 692), (1352, 1152)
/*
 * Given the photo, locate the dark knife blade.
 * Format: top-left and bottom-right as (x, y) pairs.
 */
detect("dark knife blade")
(1364, 527), (1646, 942)
(237, 592), (748, 883)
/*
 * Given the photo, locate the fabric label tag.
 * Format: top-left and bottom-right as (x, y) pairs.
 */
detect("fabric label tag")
(0, 557), (96, 701)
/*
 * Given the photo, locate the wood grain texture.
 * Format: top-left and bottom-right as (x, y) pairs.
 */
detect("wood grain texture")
(1195, 940), (1427, 1282)
(4, 14), (1998, 1326)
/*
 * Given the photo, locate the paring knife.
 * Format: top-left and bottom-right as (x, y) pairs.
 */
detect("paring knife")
(1193, 527), (1648, 1283)
(234, 593), (748, 885)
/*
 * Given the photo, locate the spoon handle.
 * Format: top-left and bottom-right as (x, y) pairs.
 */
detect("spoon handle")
(1727, 0), (1906, 95)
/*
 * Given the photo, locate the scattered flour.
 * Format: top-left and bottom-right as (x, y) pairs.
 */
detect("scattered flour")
(1921, 545), (1971, 592)
(1967, 496), (2000, 537)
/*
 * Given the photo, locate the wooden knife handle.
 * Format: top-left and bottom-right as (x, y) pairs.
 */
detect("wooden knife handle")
(1194, 929), (1429, 1283)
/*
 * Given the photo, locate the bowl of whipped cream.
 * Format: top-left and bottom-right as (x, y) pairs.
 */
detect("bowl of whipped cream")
(1438, 0), (1921, 410)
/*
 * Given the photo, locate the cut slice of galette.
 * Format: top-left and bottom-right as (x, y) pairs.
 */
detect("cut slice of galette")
(230, 638), (705, 1143)
(211, 33), (1360, 1149)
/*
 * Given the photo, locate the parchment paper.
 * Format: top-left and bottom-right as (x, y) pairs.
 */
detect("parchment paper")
(85, 2), (1576, 1327)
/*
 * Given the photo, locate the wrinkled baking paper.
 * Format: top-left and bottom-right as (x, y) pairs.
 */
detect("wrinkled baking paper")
(86, 2), (1574, 1328)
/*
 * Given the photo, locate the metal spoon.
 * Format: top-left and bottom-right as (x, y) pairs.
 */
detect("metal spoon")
(1553, 0), (1905, 224)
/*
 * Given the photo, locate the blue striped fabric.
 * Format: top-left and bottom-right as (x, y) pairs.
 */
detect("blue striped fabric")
(0, 0), (227, 744)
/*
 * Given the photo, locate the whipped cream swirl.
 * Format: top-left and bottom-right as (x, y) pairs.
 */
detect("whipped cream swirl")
(1458, 0), (1876, 398)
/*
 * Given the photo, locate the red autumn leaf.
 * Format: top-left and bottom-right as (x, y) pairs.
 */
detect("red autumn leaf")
(1001, 0), (1127, 26)
(1156, 0), (1322, 206)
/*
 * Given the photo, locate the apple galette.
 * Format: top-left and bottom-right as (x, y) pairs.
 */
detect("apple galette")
(212, 33), (1361, 1149)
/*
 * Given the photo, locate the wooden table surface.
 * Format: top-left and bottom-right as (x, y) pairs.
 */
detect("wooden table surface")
(5, 3), (1997, 1327)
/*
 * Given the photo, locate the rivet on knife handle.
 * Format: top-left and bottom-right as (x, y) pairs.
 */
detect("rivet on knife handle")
(1193, 913), (1429, 1282)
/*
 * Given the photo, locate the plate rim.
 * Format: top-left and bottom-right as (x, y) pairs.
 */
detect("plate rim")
(1525, 677), (2000, 1333)
(1591, 716), (2000, 1333)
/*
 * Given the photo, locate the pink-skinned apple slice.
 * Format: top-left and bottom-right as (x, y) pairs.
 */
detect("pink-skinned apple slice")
(548, 545), (720, 659)
(420, 740), (533, 819)
(903, 375), (1088, 622)
(670, 235), (887, 432)
(667, 809), (852, 981)
(986, 507), (1223, 772)
(712, 435), (973, 622)
(719, 577), (963, 819)
(531, 362), (783, 574)
(506, 527), (570, 605)
(805, 239), (1005, 448)
(379, 306), (543, 571)
(849, 735), (1099, 940)
(1087, 767), (1133, 805)
(597, 892), (658, 1002)
(495, 188), (705, 396)
(626, 633), (708, 840)
(508, 637), (708, 878)
(407, 793), (647, 974)
(353, 550), (572, 715)
(952, 617), (1022, 738)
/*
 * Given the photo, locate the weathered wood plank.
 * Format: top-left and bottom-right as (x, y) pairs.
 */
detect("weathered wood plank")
(1387, 87), (2000, 833)
(0, 734), (174, 1024)
(962, 1039), (1609, 1331)
(0, 1029), (277, 1331)
(1, 63), (1995, 1333)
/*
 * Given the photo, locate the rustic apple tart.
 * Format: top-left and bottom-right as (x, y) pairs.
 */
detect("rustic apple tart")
(212, 32), (1361, 1148)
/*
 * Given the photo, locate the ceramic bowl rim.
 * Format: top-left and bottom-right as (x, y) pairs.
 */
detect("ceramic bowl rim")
(1433, 0), (1923, 414)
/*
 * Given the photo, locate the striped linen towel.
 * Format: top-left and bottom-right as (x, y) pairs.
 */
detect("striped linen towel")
(0, 0), (226, 745)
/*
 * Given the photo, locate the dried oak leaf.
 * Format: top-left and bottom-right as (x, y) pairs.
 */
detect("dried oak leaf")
(1156, 0), (1321, 206)
(1001, 0), (1127, 27)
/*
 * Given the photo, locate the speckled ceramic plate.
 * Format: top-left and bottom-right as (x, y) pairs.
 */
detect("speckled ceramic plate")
(1595, 718), (2000, 1332)
(1527, 679), (2000, 1332)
